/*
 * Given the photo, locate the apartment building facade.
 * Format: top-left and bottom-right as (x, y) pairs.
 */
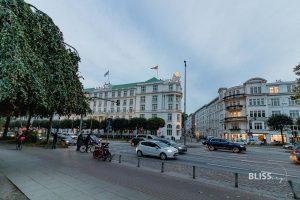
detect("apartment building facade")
(194, 77), (300, 143)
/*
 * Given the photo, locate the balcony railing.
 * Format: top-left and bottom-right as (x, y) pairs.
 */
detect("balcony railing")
(224, 116), (247, 121)
(226, 105), (243, 110)
(223, 93), (245, 100)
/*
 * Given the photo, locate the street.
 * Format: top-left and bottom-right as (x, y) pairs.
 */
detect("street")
(0, 141), (283, 200)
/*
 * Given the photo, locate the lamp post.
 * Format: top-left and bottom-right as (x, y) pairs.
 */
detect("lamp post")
(184, 60), (187, 146)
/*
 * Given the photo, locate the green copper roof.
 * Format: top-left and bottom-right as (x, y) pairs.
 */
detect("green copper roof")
(84, 77), (162, 91)
(144, 77), (161, 83)
(84, 88), (94, 93)
(111, 82), (138, 90)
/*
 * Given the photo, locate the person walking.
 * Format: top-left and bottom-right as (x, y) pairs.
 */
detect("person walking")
(76, 132), (84, 151)
(52, 131), (58, 149)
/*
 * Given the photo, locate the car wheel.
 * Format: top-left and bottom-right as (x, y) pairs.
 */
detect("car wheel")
(137, 150), (143, 157)
(232, 147), (240, 153)
(160, 153), (167, 160)
(208, 146), (215, 151)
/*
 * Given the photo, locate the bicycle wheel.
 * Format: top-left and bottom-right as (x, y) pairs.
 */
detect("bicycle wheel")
(79, 145), (86, 153)
(89, 145), (96, 153)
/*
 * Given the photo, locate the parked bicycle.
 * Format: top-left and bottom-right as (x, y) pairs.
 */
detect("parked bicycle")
(93, 142), (112, 161)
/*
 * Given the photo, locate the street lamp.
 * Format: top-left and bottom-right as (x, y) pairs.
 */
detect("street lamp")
(184, 60), (187, 146)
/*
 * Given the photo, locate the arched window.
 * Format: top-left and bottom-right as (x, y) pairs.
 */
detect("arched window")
(167, 124), (172, 135)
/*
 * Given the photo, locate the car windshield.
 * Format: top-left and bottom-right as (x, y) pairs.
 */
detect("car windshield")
(156, 141), (169, 148)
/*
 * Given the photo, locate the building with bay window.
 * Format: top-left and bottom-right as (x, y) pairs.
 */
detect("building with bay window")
(194, 77), (300, 143)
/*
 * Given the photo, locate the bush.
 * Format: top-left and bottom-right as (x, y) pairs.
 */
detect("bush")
(25, 130), (38, 143)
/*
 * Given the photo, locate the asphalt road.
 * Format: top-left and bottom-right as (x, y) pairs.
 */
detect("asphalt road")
(0, 142), (277, 200)
(109, 141), (300, 181)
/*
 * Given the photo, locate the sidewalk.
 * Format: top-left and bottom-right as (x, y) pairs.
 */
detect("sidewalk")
(0, 144), (277, 200)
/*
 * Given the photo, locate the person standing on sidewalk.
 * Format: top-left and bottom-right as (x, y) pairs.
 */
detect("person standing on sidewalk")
(76, 132), (84, 151)
(52, 131), (58, 149)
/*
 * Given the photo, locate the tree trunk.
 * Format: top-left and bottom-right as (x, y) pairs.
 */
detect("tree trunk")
(26, 114), (32, 131)
(46, 115), (53, 144)
(280, 128), (284, 144)
(3, 116), (11, 139)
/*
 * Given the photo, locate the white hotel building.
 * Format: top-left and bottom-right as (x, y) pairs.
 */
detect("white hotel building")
(195, 77), (300, 143)
(84, 74), (183, 140)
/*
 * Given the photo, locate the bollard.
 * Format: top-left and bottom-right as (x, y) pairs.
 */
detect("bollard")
(235, 173), (238, 188)
(119, 155), (121, 163)
(288, 180), (298, 199)
(161, 162), (164, 173)
(137, 158), (140, 168)
(193, 166), (196, 179)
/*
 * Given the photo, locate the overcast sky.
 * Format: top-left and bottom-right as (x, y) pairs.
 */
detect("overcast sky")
(26, 0), (300, 114)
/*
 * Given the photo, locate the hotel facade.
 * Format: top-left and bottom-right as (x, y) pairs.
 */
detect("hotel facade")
(84, 74), (183, 140)
(194, 77), (300, 143)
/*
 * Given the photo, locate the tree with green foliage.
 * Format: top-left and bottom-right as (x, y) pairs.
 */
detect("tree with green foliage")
(112, 118), (129, 134)
(267, 114), (293, 144)
(128, 117), (147, 133)
(146, 118), (165, 134)
(0, 1), (90, 140)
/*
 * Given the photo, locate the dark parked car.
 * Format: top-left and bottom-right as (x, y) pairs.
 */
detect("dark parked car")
(130, 137), (147, 146)
(207, 138), (246, 153)
(154, 139), (187, 154)
(290, 145), (300, 164)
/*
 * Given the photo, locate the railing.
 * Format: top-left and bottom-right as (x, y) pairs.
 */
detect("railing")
(226, 105), (243, 110)
(225, 116), (247, 121)
(110, 154), (299, 199)
(223, 93), (246, 100)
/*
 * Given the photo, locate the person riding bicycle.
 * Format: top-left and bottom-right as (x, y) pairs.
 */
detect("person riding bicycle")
(16, 132), (25, 149)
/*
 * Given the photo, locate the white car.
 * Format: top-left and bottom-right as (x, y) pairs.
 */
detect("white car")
(136, 140), (178, 160)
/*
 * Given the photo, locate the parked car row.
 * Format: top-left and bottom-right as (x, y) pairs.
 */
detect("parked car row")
(130, 135), (188, 160)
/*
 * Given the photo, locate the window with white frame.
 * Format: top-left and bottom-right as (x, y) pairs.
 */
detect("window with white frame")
(129, 99), (133, 105)
(117, 90), (121, 97)
(152, 95), (158, 103)
(152, 114), (157, 118)
(117, 107), (120, 112)
(141, 86), (146, 93)
(168, 104), (173, 110)
(289, 98), (300, 106)
(271, 98), (280, 106)
(112, 91), (115, 98)
(254, 123), (263, 130)
(140, 105), (145, 111)
(153, 85), (158, 92)
(152, 104), (157, 111)
(167, 124), (172, 135)
(129, 107), (133, 112)
(290, 110), (299, 119)
(269, 86), (279, 94)
(168, 95), (173, 102)
(167, 113), (172, 122)
(140, 96), (145, 103)
(123, 90), (127, 97)
(169, 84), (173, 91)
(140, 114), (145, 118)
(123, 107), (126, 112)
(123, 100), (127, 106)
(130, 89), (134, 96)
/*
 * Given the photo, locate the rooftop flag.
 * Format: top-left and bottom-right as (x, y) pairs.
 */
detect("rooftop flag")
(104, 70), (109, 77)
(151, 65), (158, 70)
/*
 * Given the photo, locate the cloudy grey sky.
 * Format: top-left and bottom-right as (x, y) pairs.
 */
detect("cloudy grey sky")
(26, 0), (300, 114)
